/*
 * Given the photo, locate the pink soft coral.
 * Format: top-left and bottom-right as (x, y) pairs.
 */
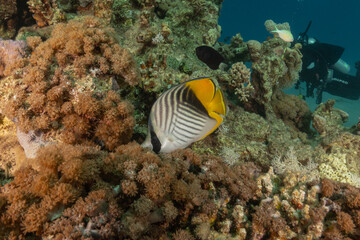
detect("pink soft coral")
(0, 38), (26, 77)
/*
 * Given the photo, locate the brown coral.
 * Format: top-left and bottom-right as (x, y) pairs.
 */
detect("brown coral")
(337, 212), (355, 234)
(321, 178), (335, 198)
(251, 200), (287, 239)
(271, 90), (312, 137)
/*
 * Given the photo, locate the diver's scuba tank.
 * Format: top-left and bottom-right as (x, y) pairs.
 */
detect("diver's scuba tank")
(332, 58), (351, 74)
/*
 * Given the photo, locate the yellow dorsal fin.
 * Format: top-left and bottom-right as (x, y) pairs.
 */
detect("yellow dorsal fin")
(186, 77), (226, 116)
(185, 77), (215, 105)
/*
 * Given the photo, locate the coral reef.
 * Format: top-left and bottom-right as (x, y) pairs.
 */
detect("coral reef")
(0, 0), (35, 39)
(248, 37), (302, 112)
(192, 104), (313, 169)
(217, 33), (250, 65)
(0, 116), (25, 177)
(251, 169), (360, 239)
(1, 2), (360, 239)
(317, 132), (360, 187)
(244, 20), (302, 121)
(272, 146), (319, 182)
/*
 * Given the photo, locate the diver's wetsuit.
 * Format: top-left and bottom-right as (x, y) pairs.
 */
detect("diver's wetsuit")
(298, 42), (360, 103)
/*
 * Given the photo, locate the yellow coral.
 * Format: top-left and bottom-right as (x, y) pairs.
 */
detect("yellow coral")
(319, 152), (360, 187)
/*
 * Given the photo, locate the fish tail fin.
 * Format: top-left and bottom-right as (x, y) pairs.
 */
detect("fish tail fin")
(271, 25), (279, 33)
(209, 88), (226, 116)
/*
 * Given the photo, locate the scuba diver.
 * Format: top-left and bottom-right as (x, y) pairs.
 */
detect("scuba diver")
(295, 21), (360, 104)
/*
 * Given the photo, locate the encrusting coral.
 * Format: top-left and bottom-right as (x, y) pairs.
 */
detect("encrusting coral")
(317, 132), (360, 187)
(0, 16), (139, 155)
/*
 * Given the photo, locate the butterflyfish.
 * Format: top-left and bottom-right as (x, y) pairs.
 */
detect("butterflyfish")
(271, 26), (294, 43)
(196, 46), (225, 70)
(142, 77), (227, 153)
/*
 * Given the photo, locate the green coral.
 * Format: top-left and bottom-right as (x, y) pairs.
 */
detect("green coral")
(112, 0), (137, 28)
(192, 107), (271, 166)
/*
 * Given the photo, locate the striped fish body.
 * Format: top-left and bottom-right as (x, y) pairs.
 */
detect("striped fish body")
(142, 77), (226, 153)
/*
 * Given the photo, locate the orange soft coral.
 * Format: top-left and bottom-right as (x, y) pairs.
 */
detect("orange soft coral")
(0, 17), (139, 154)
(0, 142), (260, 239)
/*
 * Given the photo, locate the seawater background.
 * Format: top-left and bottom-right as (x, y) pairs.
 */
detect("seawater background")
(219, 0), (360, 127)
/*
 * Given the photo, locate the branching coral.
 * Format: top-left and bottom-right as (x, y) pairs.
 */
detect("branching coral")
(251, 168), (360, 239)
(0, 16), (139, 154)
(272, 146), (319, 182)
(218, 62), (254, 102)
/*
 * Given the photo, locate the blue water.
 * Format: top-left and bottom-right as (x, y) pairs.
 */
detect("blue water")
(219, 0), (360, 127)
